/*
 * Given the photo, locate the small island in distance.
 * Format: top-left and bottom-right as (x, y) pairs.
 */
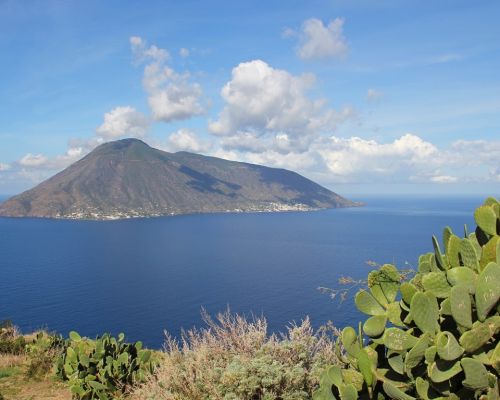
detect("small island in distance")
(0, 138), (359, 220)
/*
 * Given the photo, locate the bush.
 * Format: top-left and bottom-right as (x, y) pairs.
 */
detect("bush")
(0, 336), (26, 355)
(315, 196), (500, 399)
(56, 331), (155, 400)
(131, 309), (342, 400)
(0, 320), (26, 355)
(25, 331), (65, 379)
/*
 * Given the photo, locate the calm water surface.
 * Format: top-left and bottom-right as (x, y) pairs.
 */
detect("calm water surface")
(0, 196), (485, 347)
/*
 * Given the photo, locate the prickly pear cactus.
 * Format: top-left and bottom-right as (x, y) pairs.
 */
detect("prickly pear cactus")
(314, 197), (500, 400)
(55, 331), (154, 399)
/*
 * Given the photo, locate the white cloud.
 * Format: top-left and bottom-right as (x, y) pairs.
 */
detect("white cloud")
(19, 153), (48, 167)
(179, 48), (190, 58)
(209, 59), (354, 153)
(450, 139), (500, 165)
(210, 133), (500, 185)
(145, 65), (205, 121)
(0, 163), (10, 171)
(293, 18), (348, 60)
(12, 137), (104, 176)
(430, 175), (458, 183)
(367, 88), (383, 101)
(50, 146), (86, 169)
(16, 146), (87, 171)
(166, 129), (212, 153)
(130, 36), (169, 63)
(96, 106), (150, 139)
(316, 134), (438, 179)
(131, 36), (205, 122)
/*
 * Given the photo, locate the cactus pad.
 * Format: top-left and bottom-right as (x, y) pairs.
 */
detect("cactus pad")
(384, 328), (418, 351)
(362, 315), (386, 337)
(461, 358), (490, 390)
(410, 292), (439, 334)
(474, 205), (497, 236)
(476, 262), (500, 321)
(459, 238), (480, 270)
(436, 331), (464, 361)
(450, 285), (473, 328)
(422, 271), (451, 298)
(447, 266), (477, 294)
(354, 290), (385, 316)
(404, 334), (430, 370)
(428, 359), (462, 383)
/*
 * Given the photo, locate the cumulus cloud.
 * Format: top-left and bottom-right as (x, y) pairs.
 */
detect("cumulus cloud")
(430, 175), (458, 183)
(289, 18), (348, 60)
(450, 139), (500, 165)
(9, 136), (106, 179)
(166, 129), (212, 153)
(209, 60), (354, 153)
(179, 48), (190, 58)
(0, 163), (10, 171)
(17, 146), (87, 171)
(145, 65), (204, 121)
(243, 133), (441, 184)
(130, 36), (169, 63)
(213, 133), (500, 185)
(131, 36), (205, 122)
(19, 153), (48, 167)
(316, 134), (438, 179)
(51, 146), (87, 169)
(96, 106), (150, 139)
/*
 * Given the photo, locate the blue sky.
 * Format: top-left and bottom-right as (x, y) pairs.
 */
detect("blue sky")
(0, 0), (499, 196)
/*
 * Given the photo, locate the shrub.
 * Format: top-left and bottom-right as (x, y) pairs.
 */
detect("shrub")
(25, 331), (65, 379)
(56, 331), (155, 399)
(314, 196), (500, 399)
(131, 309), (342, 400)
(0, 336), (26, 355)
(0, 320), (26, 355)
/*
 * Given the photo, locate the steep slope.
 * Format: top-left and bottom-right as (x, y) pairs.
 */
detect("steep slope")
(0, 138), (358, 220)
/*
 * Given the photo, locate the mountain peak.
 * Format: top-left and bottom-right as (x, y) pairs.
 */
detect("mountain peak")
(0, 139), (357, 220)
(91, 138), (157, 160)
(95, 137), (150, 151)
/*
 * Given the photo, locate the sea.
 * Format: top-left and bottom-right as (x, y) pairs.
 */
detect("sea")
(0, 196), (486, 348)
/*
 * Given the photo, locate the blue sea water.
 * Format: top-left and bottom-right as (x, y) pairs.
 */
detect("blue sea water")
(0, 196), (485, 348)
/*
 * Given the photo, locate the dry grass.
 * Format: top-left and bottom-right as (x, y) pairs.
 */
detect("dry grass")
(132, 309), (342, 400)
(0, 352), (71, 400)
(0, 326), (71, 400)
(0, 354), (24, 370)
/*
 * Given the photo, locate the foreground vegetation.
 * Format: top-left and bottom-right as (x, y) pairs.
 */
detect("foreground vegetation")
(1, 197), (499, 399)
(0, 315), (340, 400)
(0, 322), (70, 399)
(132, 311), (341, 399)
(314, 196), (500, 399)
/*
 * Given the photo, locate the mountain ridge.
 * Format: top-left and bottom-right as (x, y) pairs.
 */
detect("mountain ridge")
(0, 138), (359, 220)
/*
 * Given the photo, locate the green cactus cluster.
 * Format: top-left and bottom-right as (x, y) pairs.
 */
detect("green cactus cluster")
(55, 331), (154, 400)
(314, 196), (500, 400)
